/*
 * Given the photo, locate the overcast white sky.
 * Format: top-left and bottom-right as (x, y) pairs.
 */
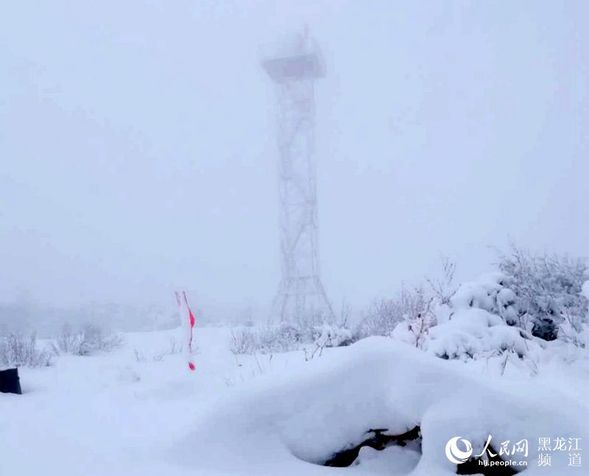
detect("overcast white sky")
(1, 1), (588, 315)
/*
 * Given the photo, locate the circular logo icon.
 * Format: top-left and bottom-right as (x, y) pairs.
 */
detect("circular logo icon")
(445, 436), (473, 464)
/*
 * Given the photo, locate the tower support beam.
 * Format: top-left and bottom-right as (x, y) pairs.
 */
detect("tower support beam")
(262, 33), (334, 325)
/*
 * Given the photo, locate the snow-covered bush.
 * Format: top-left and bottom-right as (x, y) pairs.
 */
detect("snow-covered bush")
(312, 324), (353, 348)
(304, 324), (354, 360)
(422, 272), (543, 363)
(230, 323), (352, 356)
(357, 298), (403, 338)
(229, 328), (260, 355)
(0, 333), (53, 368)
(425, 256), (458, 306)
(578, 281), (589, 346)
(357, 286), (434, 344)
(55, 323), (82, 354)
(55, 323), (123, 356)
(230, 325), (304, 355)
(357, 259), (456, 345)
(425, 308), (539, 362)
(498, 246), (588, 342)
(390, 311), (436, 349)
(450, 272), (519, 325)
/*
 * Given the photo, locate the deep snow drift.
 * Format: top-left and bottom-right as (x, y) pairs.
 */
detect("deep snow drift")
(179, 337), (588, 476)
(1, 328), (588, 476)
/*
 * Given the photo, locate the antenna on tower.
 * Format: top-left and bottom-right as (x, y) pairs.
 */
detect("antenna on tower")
(262, 31), (334, 325)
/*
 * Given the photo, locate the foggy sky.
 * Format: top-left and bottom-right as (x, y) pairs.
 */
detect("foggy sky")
(1, 1), (588, 316)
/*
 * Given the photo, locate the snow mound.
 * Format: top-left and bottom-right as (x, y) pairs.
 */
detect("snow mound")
(421, 272), (544, 362)
(176, 338), (586, 475)
(451, 272), (518, 325)
(426, 308), (537, 360)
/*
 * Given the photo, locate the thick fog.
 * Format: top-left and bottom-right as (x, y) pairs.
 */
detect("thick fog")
(1, 1), (588, 325)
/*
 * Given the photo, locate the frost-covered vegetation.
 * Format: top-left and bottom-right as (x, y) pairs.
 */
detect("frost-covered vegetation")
(498, 246), (588, 342)
(357, 287), (435, 345)
(229, 248), (588, 372)
(392, 249), (587, 366)
(0, 333), (53, 368)
(230, 323), (352, 356)
(0, 324), (123, 368)
(425, 248), (588, 363)
(53, 323), (124, 356)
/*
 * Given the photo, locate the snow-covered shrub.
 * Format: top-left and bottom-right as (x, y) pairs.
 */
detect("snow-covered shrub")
(450, 272), (519, 326)
(422, 272), (543, 363)
(425, 256), (458, 306)
(229, 328), (260, 355)
(271, 324), (308, 348)
(357, 286), (434, 343)
(390, 312), (436, 349)
(312, 324), (353, 348)
(357, 259), (456, 344)
(303, 325), (354, 361)
(77, 324), (123, 355)
(230, 325), (304, 355)
(0, 333), (52, 368)
(230, 322), (353, 356)
(55, 323), (123, 356)
(577, 281), (589, 346)
(313, 324), (352, 347)
(425, 308), (539, 361)
(498, 246), (588, 342)
(55, 323), (81, 354)
(357, 298), (403, 338)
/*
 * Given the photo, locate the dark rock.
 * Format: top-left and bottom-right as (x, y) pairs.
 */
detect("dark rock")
(0, 368), (22, 395)
(323, 425), (421, 467)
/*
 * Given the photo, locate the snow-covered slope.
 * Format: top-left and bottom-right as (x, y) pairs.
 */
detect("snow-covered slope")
(178, 337), (587, 475)
(1, 328), (587, 476)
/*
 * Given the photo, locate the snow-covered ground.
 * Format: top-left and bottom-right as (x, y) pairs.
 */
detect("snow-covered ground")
(1, 327), (588, 476)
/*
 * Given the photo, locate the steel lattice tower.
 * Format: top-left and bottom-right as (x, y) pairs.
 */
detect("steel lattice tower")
(262, 32), (334, 325)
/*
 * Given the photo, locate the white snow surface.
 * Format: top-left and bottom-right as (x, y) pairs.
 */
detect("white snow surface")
(1, 328), (588, 476)
(582, 280), (589, 300)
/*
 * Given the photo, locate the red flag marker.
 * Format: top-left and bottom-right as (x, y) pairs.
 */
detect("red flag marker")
(175, 290), (196, 372)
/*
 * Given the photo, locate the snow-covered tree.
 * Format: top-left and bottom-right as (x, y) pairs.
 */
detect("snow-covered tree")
(358, 286), (434, 346)
(424, 248), (589, 363)
(425, 307), (539, 362)
(497, 246), (588, 342)
(424, 273), (539, 362)
(450, 272), (519, 326)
